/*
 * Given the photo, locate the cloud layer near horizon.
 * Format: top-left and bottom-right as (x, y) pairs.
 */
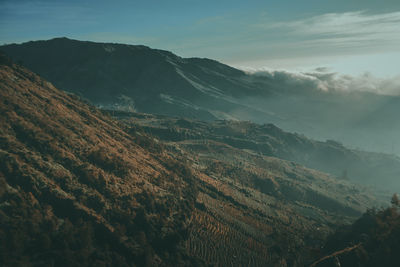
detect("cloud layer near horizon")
(248, 68), (400, 96)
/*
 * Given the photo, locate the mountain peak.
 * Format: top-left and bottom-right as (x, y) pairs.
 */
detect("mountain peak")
(0, 38), (251, 121)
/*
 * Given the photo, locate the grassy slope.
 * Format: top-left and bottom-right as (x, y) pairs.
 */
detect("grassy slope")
(121, 113), (385, 266)
(0, 54), (391, 266)
(0, 55), (199, 266)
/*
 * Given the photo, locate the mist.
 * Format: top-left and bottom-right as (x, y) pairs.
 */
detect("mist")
(246, 68), (400, 95)
(228, 69), (400, 156)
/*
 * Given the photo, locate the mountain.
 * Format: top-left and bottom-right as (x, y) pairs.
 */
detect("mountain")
(116, 112), (400, 193)
(0, 54), (390, 266)
(0, 37), (266, 122)
(0, 53), (199, 266)
(2, 38), (400, 158)
(118, 111), (395, 266)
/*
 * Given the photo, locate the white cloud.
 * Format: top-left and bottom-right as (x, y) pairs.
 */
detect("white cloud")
(247, 68), (400, 96)
(265, 11), (400, 51)
(228, 11), (400, 79)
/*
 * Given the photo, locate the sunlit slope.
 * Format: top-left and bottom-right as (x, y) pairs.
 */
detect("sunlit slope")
(0, 54), (198, 266)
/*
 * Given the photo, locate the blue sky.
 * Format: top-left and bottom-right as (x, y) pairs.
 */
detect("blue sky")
(1, 0), (400, 77)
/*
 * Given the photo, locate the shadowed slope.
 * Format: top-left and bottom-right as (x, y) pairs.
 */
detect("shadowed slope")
(313, 201), (400, 267)
(0, 37), (261, 121)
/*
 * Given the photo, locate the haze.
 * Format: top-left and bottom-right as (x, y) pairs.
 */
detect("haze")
(2, 0), (400, 80)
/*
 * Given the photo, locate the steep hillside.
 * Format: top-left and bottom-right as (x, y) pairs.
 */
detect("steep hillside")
(0, 54), (389, 266)
(119, 112), (400, 192)
(119, 113), (389, 266)
(0, 54), (199, 266)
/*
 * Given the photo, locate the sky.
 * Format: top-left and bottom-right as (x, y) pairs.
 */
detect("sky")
(1, 0), (400, 78)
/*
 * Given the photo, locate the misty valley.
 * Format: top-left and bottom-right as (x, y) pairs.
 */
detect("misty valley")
(1, 38), (400, 267)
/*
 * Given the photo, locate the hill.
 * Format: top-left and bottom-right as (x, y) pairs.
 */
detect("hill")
(119, 112), (392, 265)
(118, 112), (400, 193)
(0, 53), (199, 266)
(0, 54), (390, 266)
(2, 38), (400, 157)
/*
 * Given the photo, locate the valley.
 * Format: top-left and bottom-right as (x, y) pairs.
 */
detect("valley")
(2, 38), (400, 156)
(0, 41), (399, 266)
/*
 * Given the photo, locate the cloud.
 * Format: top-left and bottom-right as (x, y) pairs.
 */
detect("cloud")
(223, 11), (400, 77)
(264, 11), (400, 52)
(313, 67), (331, 73)
(248, 68), (400, 96)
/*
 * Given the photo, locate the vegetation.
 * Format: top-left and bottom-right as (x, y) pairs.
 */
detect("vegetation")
(0, 55), (200, 266)
(1, 54), (398, 266)
(312, 195), (400, 266)
(121, 113), (386, 266)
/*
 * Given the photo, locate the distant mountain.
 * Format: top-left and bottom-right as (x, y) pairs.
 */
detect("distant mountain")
(2, 37), (400, 155)
(1, 54), (389, 266)
(0, 37), (268, 121)
(118, 112), (400, 192)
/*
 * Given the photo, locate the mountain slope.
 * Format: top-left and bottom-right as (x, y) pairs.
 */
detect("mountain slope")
(0, 37), (267, 122)
(0, 54), (199, 266)
(119, 113), (400, 193)
(3, 38), (400, 157)
(0, 54), (388, 266)
(119, 113), (390, 265)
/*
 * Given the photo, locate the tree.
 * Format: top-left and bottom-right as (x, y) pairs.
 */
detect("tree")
(391, 193), (400, 208)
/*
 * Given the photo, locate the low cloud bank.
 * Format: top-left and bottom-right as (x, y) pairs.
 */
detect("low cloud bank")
(248, 68), (400, 96)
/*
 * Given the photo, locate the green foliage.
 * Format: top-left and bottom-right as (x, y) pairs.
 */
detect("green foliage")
(391, 193), (400, 208)
(317, 197), (400, 266)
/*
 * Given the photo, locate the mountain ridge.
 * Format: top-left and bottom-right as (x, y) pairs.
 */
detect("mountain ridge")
(1, 53), (391, 266)
(0, 37), (274, 122)
(117, 111), (400, 193)
(3, 38), (400, 188)
(3, 37), (400, 157)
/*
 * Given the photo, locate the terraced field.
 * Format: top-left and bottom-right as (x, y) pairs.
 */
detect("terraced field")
(120, 114), (386, 265)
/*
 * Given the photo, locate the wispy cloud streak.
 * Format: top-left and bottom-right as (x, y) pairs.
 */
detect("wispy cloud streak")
(263, 11), (400, 50)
